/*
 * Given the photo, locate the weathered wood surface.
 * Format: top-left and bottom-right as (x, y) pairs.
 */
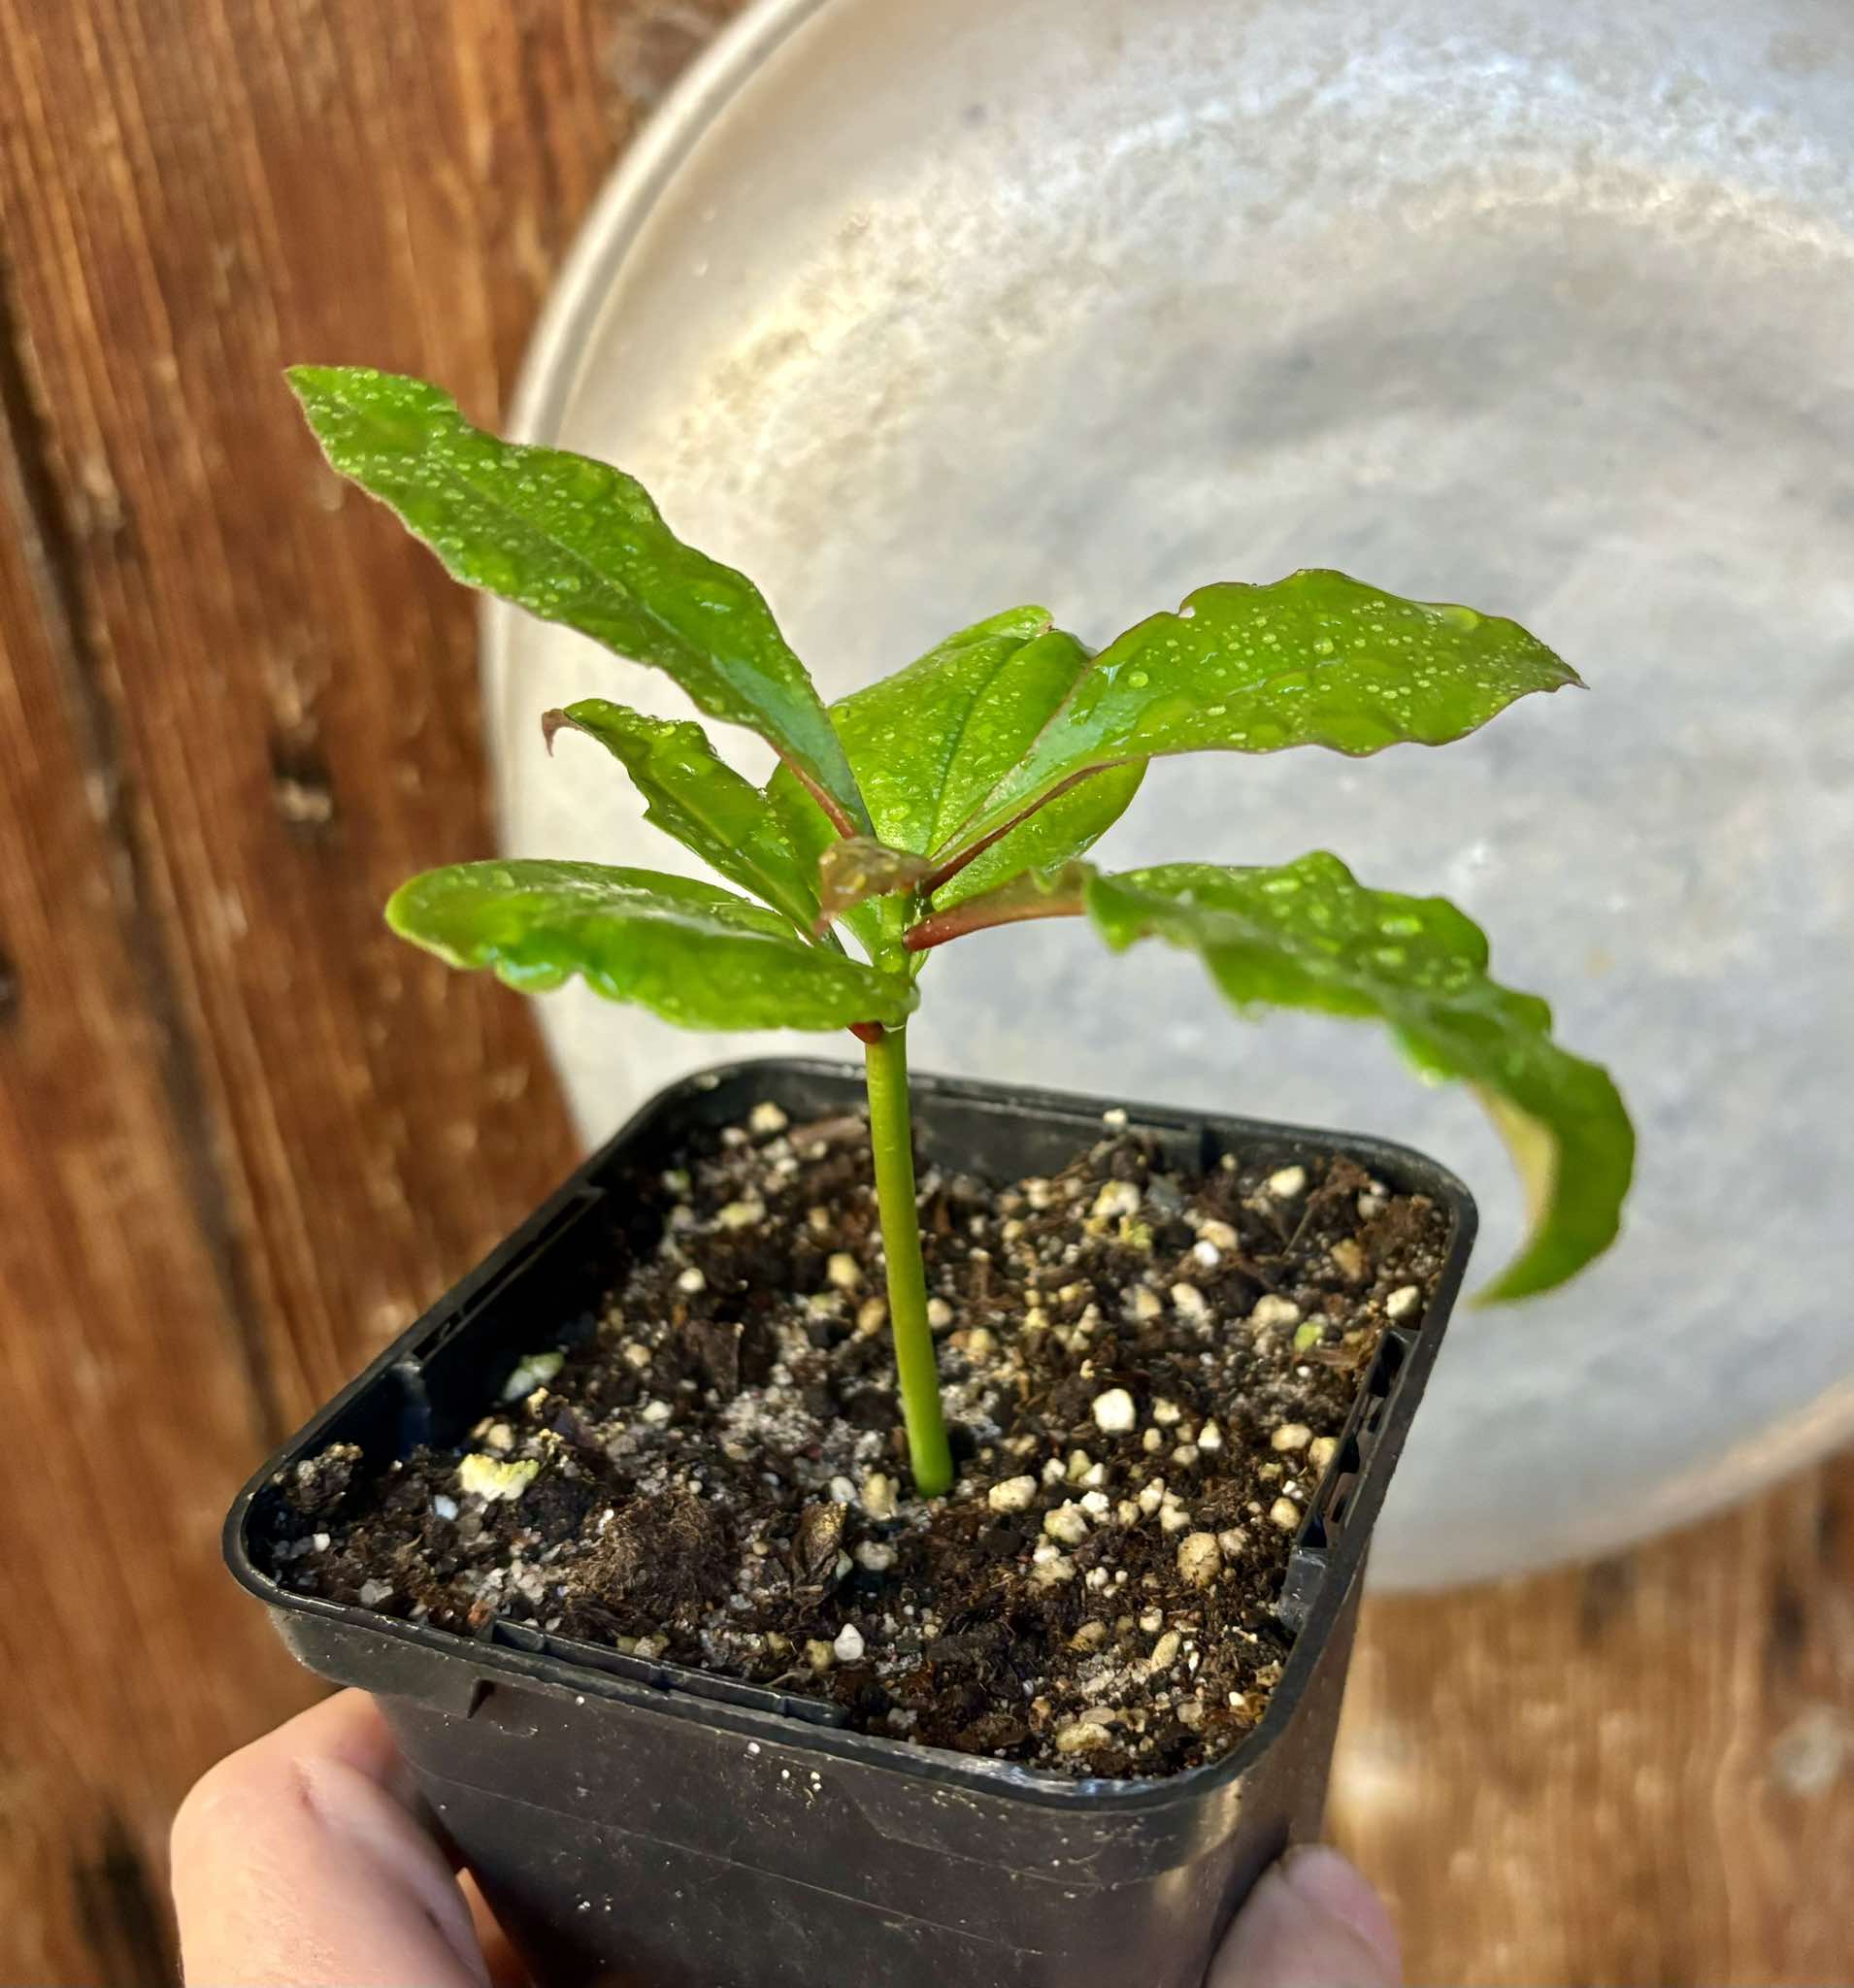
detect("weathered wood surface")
(0, 3), (1846, 1982)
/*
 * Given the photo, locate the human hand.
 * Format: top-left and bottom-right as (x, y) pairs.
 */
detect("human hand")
(173, 1691), (1400, 1987)
(172, 1690), (517, 1988)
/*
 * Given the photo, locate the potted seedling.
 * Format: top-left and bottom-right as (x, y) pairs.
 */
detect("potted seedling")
(228, 368), (1634, 1988)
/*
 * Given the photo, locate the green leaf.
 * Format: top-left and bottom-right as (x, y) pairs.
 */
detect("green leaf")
(544, 701), (818, 931)
(288, 366), (870, 833)
(826, 612), (1146, 863)
(942, 571), (1581, 854)
(1028, 852), (1629, 1300)
(386, 860), (914, 1033)
(766, 607), (1146, 949)
(933, 760), (1145, 911)
(835, 613), (1104, 848)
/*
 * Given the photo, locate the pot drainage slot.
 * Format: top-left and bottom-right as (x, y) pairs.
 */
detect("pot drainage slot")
(1307, 1435), (1363, 1542)
(464, 1678), (541, 1737)
(1323, 1472), (1360, 1534)
(1360, 1331), (1415, 1437)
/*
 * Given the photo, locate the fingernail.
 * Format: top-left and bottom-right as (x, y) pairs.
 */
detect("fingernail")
(1208, 1846), (1401, 1988)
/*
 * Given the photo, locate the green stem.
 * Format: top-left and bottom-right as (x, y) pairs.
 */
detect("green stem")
(862, 1026), (954, 1497)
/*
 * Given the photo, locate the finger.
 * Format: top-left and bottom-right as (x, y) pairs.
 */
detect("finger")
(1208, 1845), (1403, 1988)
(459, 1870), (532, 1988)
(172, 1689), (489, 1988)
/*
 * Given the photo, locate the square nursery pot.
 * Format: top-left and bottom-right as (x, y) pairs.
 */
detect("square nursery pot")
(226, 1058), (1475, 1988)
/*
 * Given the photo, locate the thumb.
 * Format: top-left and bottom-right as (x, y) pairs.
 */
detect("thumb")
(1208, 1845), (1403, 1988)
(173, 1691), (489, 1988)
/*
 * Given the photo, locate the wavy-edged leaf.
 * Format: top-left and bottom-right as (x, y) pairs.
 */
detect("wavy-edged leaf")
(943, 571), (1580, 853)
(911, 852), (1631, 1299)
(386, 860), (914, 1032)
(1081, 853), (1632, 1300)
(544, 701), (817, 931)
(289, 366), (869, 832)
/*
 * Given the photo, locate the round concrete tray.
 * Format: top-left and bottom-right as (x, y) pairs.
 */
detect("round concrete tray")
(485, 0), (1854, 1587)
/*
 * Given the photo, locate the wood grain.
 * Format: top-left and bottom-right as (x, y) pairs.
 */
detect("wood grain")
(0, 3), (1846, 1984)
(0, 2), (690, 1977)
(1335, 1454), (1854, 1985)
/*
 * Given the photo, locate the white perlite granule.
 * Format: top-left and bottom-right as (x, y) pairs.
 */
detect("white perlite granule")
(1090, 1387), (1137, 1433)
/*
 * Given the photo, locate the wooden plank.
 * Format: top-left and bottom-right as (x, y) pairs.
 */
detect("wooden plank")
(0, 379), (302, 1988)
(1335, 1449), (1854, 1985)
(0, 0), (613, 1418)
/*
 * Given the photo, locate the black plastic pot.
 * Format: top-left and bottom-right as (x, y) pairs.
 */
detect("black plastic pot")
(226, 1058), (1474, 1988)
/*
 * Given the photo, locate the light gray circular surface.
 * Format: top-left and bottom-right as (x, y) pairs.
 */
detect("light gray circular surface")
(485, 0), (1854, 1589)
